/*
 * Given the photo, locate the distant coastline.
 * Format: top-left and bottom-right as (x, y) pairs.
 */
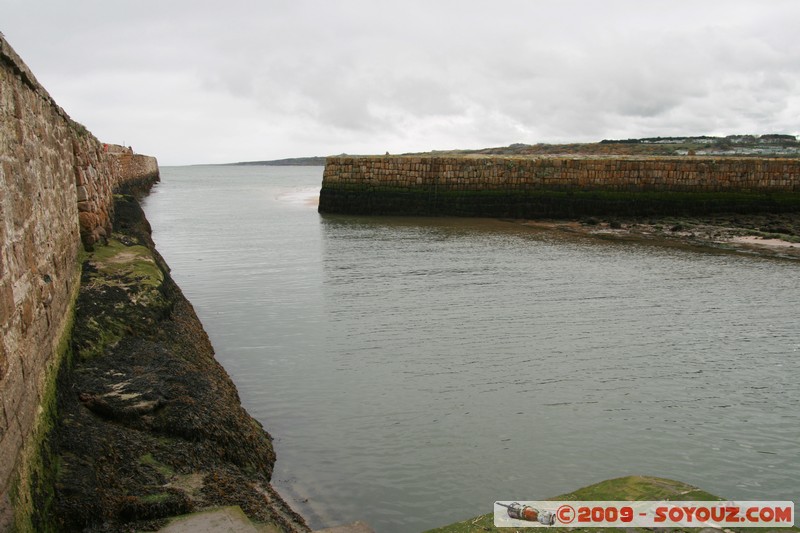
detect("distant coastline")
(225, 135), (799, 168)
(231, 156), (326, 166)
(406, 135), (800, 158)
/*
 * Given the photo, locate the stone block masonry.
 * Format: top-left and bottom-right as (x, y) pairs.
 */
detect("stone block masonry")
(0, 35), (158, 530)
(319, 156), (800, 218)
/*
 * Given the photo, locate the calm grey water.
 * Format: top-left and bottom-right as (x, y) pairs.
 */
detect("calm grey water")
(142, 165), (799, 532)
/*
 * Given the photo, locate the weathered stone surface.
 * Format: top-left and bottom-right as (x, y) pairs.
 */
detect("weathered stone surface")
(0, 419), (22, 490)
(78, 211), (98, 231)
(319, 156), (800, 217)
(0, 345), (6, 391)
(0, 358), (24, 416)
(0, 283), (13, 326)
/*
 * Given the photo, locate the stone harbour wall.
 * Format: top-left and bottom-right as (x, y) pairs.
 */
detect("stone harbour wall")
(77, 144), (159, 246)
(0, 35), (158, 529)
(319, 156), (800, 217)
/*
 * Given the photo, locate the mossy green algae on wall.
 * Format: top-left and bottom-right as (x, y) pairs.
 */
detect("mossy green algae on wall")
(319, 156), (800, 217)
(7, 272), (80, 533)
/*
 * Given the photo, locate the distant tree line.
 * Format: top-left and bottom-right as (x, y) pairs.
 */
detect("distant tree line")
(601, 135), (798, 145)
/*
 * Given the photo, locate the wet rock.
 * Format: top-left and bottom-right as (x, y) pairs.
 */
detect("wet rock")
(43, 195), (309, 532)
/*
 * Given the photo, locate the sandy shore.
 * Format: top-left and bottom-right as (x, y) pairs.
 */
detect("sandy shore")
(731, 235), (800, 248)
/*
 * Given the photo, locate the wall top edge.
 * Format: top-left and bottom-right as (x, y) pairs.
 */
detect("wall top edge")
(325, 155), (800, 163)
(0, 34), (72, 123)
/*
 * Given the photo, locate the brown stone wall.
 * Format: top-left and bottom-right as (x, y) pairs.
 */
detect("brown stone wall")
(75, 145), (159, 246)
(323, 155), (800, 192)
(105, 145), (160, 182)
(72, 137), (120, 246)
(0, 35), (159, 528)
(319, 156), (800, 217)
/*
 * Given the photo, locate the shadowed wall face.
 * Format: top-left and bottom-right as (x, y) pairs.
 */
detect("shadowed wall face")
(0, 35), (158, 529)
(319, 156), (800, 217)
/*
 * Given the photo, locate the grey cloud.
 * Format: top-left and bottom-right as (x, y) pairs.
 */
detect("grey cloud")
(3, 0), (799, 164)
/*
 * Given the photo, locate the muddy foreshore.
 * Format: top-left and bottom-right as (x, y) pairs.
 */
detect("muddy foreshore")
(519, 212), (800, 260)
(37, 189), (309, 532)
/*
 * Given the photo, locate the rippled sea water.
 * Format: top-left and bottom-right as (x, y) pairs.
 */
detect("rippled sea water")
(142, 165), (800, 532)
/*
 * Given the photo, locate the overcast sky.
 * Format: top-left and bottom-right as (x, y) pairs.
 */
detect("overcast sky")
(4, 1), (800, 165)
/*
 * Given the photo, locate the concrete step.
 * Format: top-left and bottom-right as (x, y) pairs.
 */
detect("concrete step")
(157, 505), (375, 533)
(158, 506), (278, 533)
(313, 521), (375, 533)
